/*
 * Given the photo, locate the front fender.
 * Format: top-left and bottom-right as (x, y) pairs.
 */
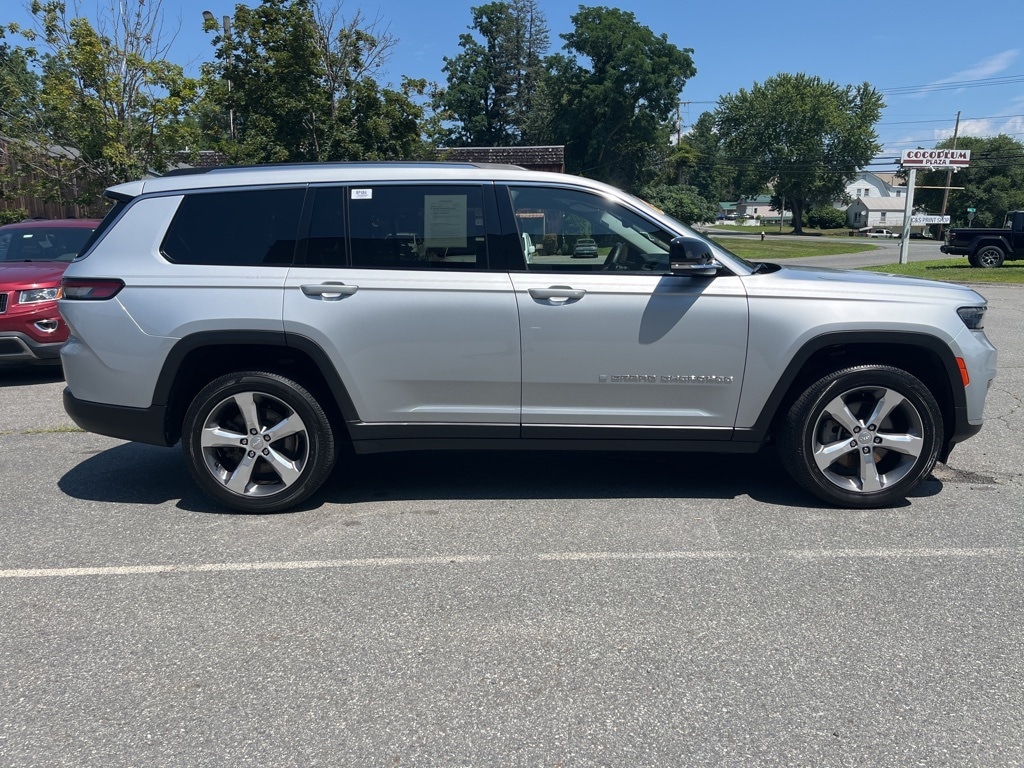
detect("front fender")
(737, 330), (966, 444)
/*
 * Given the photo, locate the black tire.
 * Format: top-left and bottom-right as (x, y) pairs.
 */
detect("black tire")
(778, 365), (943, 508)
(974, 245), (1005, 269)
(183, 372), (336, 513)
(967, 253), (981, 268)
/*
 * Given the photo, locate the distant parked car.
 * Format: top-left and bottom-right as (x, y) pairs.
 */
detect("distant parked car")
(0, 219), (99, 364)
(864, 228), (899, 239)
(572, 237), (599, 258)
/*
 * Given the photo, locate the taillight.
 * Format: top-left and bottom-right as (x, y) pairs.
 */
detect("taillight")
(60, 277), (125, 300)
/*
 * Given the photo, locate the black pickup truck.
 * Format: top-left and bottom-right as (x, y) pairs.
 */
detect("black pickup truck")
(940, 210), (1024, 268)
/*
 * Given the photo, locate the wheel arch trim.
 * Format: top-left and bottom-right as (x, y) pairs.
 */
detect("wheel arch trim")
(969, 237), (1010, 255)
(743, 330), (966, 442)
(152, 329), (360, 427)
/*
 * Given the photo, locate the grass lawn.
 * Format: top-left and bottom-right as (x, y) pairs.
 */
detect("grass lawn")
(711, 236), (879, 259)
(862, 259), (1024, 284)
(706, 224), (850, 237)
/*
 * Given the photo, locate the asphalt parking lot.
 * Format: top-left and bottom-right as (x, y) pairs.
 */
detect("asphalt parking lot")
(1, 280), (1021, 766)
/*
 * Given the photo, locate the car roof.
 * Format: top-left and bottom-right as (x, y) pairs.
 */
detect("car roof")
(0, 219), (100, 230)
(105, 161), (616, 200)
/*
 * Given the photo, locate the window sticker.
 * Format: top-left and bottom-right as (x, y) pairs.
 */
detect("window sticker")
(351, 189), (373, 200)
(425, 195), (467, 249)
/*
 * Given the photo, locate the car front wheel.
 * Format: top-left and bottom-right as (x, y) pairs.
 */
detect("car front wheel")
(779, 365), (943, 508)
(183, 372), (336, 513)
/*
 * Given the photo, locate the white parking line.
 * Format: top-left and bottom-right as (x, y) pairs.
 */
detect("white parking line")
(0, 547), (1018, 579)
(0, 554), (493, 579)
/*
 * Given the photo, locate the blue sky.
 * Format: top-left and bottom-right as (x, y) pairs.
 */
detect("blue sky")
(8, 0), (1023, 169)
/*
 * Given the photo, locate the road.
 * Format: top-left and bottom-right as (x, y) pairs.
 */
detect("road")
(0, 280), (1021, 767)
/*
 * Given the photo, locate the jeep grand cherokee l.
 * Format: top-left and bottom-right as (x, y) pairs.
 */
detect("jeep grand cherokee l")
(58, 163), (997, 512)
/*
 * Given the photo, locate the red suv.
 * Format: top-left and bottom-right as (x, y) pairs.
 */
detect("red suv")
(0, 219), (99, 364)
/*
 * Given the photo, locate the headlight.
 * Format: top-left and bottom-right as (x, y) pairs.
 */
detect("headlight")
(18, 286), (63, 304)
(957, 305), (986, 330)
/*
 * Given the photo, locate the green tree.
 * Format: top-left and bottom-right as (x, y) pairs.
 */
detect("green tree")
(0, 39), (39, 212)
(639, 183), (716, 226)
(204, 0), (424, 163)
(541, 6), (695, 191)
(209, 0), (326, 162)
(3, 0), (197, 209)
(715, 73), (883, 234)
(806, 205), (847, 230)
(434, 1), (549, 147)
(913, 134), (1024, 228)
(680, 111), (736, 205)
(0, 39), (38, 134)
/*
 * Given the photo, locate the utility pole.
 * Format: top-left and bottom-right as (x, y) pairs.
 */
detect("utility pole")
(203, 11), (235, 140)
(938, 111), (961, 238)
(675, 101), (689, 145)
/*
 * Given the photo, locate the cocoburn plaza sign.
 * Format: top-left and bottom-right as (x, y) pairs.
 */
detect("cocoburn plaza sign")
(900, 149), (971, 169)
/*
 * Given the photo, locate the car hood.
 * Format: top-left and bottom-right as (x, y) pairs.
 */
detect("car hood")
(750, 263), (987, 304)
(0, 261), (68, 289)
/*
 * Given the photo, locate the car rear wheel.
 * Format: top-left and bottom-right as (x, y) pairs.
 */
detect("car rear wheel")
(974, 245), (1005, 268)
(779, 365), (942, 508)
(183, 372), (336, 513)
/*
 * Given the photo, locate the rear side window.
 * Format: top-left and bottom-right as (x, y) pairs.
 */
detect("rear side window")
(347, 185), (487, 270)
(305, 186), (347, 266)
(161, 188), (305, 266)
(76, 199), (127, 258)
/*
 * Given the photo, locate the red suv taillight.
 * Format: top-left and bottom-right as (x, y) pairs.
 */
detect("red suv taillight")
(60, 277), (125, 300)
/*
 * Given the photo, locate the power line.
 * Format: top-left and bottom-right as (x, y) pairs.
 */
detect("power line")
(879, 74), (1024, 96)
(879, 113), (1024, 127)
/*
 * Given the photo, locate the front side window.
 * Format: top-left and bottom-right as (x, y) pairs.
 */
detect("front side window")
(161, 188), (305, 266)
(347, 185), (487, 270)
(509, 186), (675, 273)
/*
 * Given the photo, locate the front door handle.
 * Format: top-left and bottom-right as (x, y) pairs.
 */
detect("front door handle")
(528, 286), (586, 301)
(301, 282), (358, 297)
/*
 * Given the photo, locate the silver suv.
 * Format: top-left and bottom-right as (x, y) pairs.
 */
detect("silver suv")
(59, 162), (997, 512)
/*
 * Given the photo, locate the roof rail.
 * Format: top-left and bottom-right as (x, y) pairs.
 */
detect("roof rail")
(156, 159), (527, 177)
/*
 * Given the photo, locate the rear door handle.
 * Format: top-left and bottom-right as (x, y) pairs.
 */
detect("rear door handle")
(528, 286), (586, 301)
(301, 282), (358, 297)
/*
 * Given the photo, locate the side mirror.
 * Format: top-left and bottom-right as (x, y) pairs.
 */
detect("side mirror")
(669, 236), (721, 277)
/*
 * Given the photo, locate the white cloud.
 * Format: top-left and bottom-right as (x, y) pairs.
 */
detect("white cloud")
(909, 50), (1020, 98)
(932, 112), (1024, 141)
(941, 50), (1020, 83)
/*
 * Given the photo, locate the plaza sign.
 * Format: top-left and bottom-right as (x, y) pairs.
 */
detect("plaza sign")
(896, 149), (970, 264)
(900, 149), (971, 169)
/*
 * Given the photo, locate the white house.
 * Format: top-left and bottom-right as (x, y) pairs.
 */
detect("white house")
(846, 197), (906, 229)
(718, 194), (792, 225)
(837, 171), (905, 209)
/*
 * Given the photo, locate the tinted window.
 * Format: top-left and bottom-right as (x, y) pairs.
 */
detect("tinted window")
(348, 185), (487, 270)
(161, 188), (304, 266)
(305, 186), (347, 266)
(509, 186), (675, 273)
(77, 200), (126, 258)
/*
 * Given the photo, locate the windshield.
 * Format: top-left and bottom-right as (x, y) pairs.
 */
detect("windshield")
(0, 226), (96, 262)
